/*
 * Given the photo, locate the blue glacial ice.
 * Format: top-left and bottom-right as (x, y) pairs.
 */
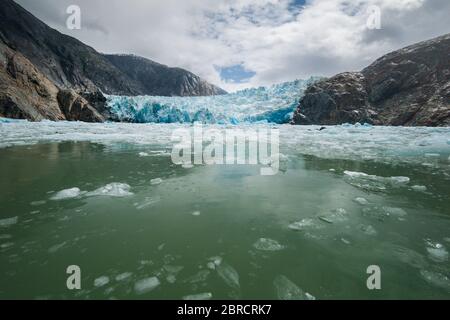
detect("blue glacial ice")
(106, 78), (318, 124)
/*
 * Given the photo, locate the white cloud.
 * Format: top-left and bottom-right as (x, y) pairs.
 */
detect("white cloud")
(16, 0), (450, 92)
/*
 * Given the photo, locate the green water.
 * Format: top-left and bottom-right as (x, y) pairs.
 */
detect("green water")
(0, 141), (449, 299)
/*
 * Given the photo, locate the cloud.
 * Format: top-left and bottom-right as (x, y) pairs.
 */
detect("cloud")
(15, 0), (450, 92)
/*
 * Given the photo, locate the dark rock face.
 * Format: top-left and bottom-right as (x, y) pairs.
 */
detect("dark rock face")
(57, 90), (104, 122)
(0, 0), (226, 122)
(293, 33), (450, 126)
(104, 55), (227, 96)
(0, 39), (65, 121)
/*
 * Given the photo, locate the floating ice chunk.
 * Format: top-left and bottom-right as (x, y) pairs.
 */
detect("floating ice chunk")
(383, 207), (408, 217)
(288, 218), (316, 231)
(163, 265), (184, 275)
(273, 275), (315, 300)
(150, 178), (163, 185)
(207, 256), (222, 270)
(134, 277), (160, 294)
(0, 216), (18, 227)
(182, 163), (194, 169)
(182, 292), (213, 300)
(253, 238), (285, 251)
(360, 225), (377, 236)
(94, 276), (110, 288)
(48, 242), (66, 253)
(354, 197), (369, 205)
(138, 152), (149, 157)
(390, 176), (410, 185)
(183, 292), (213, 300)
(425, 240), (448, 263)
(166, 275), (177, 284)
(191, 211), (201, 216)
(134, 196), (160, 210)
(341, 238), (351, 245)
(420, 270), (450, 292)
(1, 242), (14, 249)
(424, 153), (440, 158)
(411, 185), (427, 192)
(318, 208), (348, 224)
(86, 183), (133, 197)
(30, 200), (46, 206)
(50, 187), (82, 200)
(115, 272), (133, 282)
(216, 262), (240, 289)
(344, 171), (409, 191)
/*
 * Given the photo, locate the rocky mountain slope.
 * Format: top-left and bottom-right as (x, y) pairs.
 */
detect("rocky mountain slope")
(104, 54), (226, 96)
(0, 0), (225, 121)
(292, 33), (450, 126)
(0, 39), (104, 122)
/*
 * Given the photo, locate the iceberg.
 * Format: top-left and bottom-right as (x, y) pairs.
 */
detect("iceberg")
(106, 79), (317, 124)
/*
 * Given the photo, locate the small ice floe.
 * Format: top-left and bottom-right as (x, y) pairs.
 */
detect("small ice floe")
(94, 276), (110, 288)
(206, 256), (222, 270)
(191, 211), (201, 216)
(115, 272), (133, 282)
(353, 197), (369, 205)
(273, 275), (315, 300)
(166, 275), (177, 284)
(329, 169), (336, 172)
(138, 152), (150, 157)
(411, 185), (427, 192)
(359, 225), (377, 236)
(425, 240), (448, 263)
(343, 171), (409, 191)
(134, 196), (160, 210)
(253, 238), (285, 251)
(383, 207), (407, 217)
(0, 242), (14, 249)
(318, 208), (348, 224)
(150, 178), (163, 185)
(424, 153), (440, 158)
(217, 262), (240, 290)
(163, 265), (184, 275)
(182, 292), (213, 300)
(30, 200), (46, 206)
(420, 270), (450, 292)
(288, 218), (316, 231)
(48, 242), (66, 253)
(50, 187), (82, 200)
(182, 163), (194, 169)
(341, 238), (351, 245)
(0, 216), (18, 227)
(134, 277), (160, 295)
(86, 183), (133, 197)
(158, 243), (165, 251)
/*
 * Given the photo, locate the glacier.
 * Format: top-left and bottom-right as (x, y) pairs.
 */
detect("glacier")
(106, 78), (318, 124)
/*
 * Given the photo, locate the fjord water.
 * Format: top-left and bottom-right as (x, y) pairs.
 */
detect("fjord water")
(1, 122), (450, 299)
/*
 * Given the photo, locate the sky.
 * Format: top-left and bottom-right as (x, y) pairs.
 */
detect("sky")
(15, 0), (450, 92)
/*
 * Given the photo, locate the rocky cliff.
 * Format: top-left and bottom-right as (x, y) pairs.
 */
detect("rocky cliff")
(0, 39), (104, 122)
(293, 33), (450, 126)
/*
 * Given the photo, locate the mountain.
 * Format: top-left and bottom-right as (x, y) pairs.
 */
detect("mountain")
(292, 33), (450, 126)
(104, 54), (226, 96)
(0, 0), (226, 121)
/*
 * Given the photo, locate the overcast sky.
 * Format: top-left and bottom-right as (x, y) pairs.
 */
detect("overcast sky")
(15, 0), (450, 92)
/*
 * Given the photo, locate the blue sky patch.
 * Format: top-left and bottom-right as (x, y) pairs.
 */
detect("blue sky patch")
(216, 64), (256, 83)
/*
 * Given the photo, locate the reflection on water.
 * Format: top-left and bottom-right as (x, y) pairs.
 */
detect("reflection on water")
(0, 141), (449, 299)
